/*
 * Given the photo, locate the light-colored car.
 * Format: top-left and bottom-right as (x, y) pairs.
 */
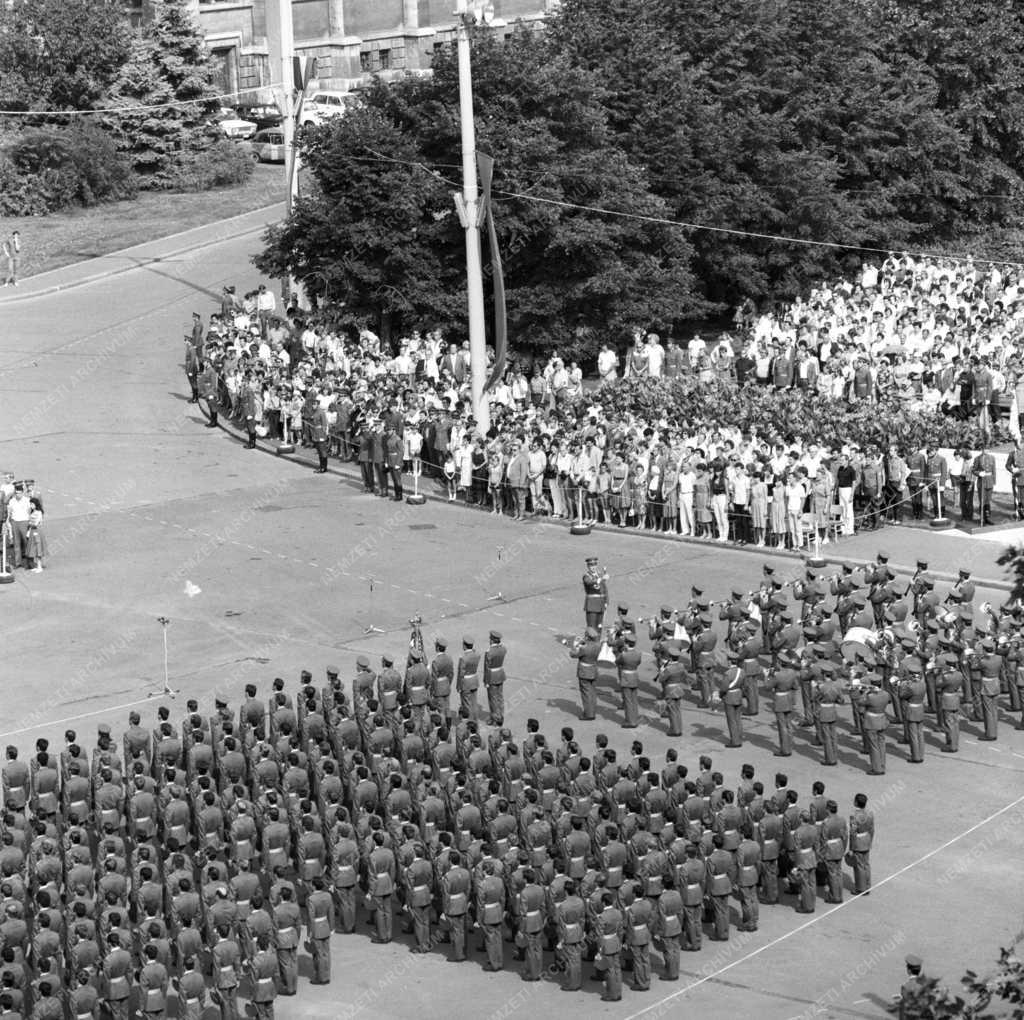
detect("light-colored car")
(218, 109), (257, 140)
(298, 90), (356, 127)
(250, 129), (286, 163)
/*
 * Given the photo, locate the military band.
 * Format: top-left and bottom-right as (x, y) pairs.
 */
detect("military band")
(563, 555), (1021, 774)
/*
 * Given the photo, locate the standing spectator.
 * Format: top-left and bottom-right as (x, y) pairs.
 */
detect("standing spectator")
(625, 334), (648, 379)
(750, 470), (768, 546)
(661, 461), (679, 534)
(810, 465), (834, 546)
(506, 442), (530, 521)
(255, 285), (276, 338)
(2, 231), (20, 287)
(785, 470), (808, 550)
(527, 440), (547, 516)
(471, 439), (488, 508)
(709, 461), (730, 542)
(5, 484), (30, 569)
(487, 448), (505, 516)
(835, 454), (857, 537)
(678, 460), (695, 537)
(665, 339), (684, 378)
(384, 427), (404, 501)
(694, 464), (712, 539)
(646, 334), (666, 378)
(630, 461), (648, 531)
(597, 344), (619, 384)
(610, 455), (629, 528)
(25, 490), (46, 573)
(971, 446), (997, 525)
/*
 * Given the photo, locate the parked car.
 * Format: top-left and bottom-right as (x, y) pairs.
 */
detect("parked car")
(217, 108), (256, 140)
(237, 105), (283, 131)
(298, 90), (356, 127)
(249, 129), (286, 163)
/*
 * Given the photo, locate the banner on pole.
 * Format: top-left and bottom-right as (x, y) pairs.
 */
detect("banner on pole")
(477, 153), (507, 392)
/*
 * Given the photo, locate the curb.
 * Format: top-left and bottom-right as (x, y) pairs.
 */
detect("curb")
(209, 410), (1014, 593)
(0, 203), (284, 303)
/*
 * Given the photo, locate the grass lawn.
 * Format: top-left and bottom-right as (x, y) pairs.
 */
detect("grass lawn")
(1, 163), (287, 278)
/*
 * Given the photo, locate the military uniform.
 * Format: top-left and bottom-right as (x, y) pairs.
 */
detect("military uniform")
(430, 640), (454, 717)
(571, 630), (602, 721)
(456, 639), (481, 721)
(616, 638), (642, 729)
(768, 664), (798, 756)
(483, 631), (507, 727)
(582, 559), (608, 630)
(442, 863), (471, 962)
(247, 947), (278, 1020)
(848, 806), (874, 894)
(818, 813), (847, 903)
(706, 846), (736, 940)
(734, 838), (761, 931)
(594, 903), (624, 1002)
(863, 683), (891, 774)
(306, 885), (334, 982)
(659, 644), (687, 737)
(899, 669), (927, 763)
(717, 663), (744, 747)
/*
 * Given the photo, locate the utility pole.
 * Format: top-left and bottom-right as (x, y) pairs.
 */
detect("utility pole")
(266, 0), (300, 303)
(454, 0), (489, 435)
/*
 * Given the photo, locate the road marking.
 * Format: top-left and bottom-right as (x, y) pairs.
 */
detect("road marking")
(621, 790), (1024, 1020)
(0, 693), (173, 741)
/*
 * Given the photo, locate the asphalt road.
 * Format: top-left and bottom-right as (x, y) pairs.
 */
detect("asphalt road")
(2, 223), (1023, 1020)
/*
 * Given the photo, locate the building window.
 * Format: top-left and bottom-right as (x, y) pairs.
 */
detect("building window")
(359, 51), (371, 72)
(378, 49), (390, 70)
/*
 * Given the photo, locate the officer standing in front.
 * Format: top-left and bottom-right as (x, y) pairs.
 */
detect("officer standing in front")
(582, 557), (609, 631)
(483, 630), (508, 727)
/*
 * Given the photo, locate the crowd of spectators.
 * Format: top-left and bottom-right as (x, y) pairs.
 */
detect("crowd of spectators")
(187, 252), (1024, 547)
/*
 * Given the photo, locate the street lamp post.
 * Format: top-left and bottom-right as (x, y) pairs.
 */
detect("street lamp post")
(454, 0), (490, 435)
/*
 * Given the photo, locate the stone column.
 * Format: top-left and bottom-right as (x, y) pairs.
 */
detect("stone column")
(328, 0), (346, 36)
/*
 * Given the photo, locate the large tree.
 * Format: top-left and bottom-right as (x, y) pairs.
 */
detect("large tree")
(102, 0), (221, 187)
(549, 0), (1024, 304)
(257, 29), (697, 353)
(0, 0), (131, 112)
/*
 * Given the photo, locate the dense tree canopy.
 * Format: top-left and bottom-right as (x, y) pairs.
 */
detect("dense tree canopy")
(0, 0), (235, 202)
(0, 0), (132, 112)
(259, 0), (1024, 355)
(257, 30), (696, 351)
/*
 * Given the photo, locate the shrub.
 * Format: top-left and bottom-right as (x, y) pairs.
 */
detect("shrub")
(6, 123), (135, 210)
(589, 376), (1008, 452)
(169, 139), (254, 192)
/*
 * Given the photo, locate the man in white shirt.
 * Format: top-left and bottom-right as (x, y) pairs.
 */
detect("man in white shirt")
(6, 485), (31, 568)
(597, 344), (619, 383)
(687, 334), (706, 367)
(646, 334), (666, 378)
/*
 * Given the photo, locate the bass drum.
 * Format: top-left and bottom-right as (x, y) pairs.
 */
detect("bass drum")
(840, 626), (877, 667)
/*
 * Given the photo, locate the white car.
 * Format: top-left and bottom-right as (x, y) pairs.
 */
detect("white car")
(218, 110), (257, 140)
(298, 91), (356, 127)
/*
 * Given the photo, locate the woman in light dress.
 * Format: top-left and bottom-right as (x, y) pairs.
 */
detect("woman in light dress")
(749, 471), (769, 546)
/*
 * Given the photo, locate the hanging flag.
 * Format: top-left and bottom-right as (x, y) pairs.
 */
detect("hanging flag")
(477, 152), (507, 392)
(1011, 392), (1022, 442)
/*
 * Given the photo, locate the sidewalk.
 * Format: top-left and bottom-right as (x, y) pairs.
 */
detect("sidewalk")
(0, 203), (284, 302)
(213, 413), (1018, 590)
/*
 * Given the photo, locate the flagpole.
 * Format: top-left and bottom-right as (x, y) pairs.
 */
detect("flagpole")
(454, 0), (489, 436)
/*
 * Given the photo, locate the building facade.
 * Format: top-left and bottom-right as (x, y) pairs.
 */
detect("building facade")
(138, 0), (554, 99)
